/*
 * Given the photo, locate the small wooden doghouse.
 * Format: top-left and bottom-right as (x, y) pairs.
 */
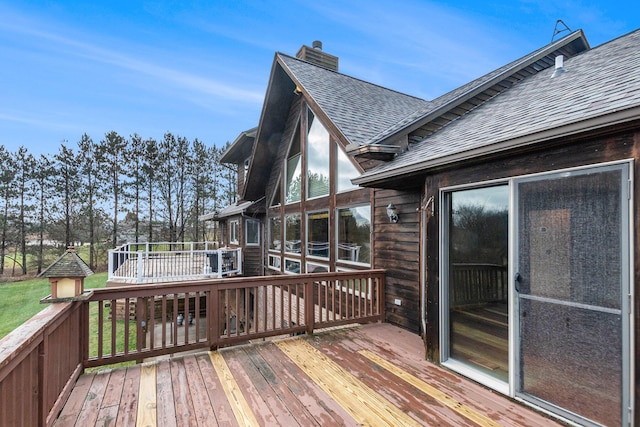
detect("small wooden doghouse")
(39, 247), (94, 301)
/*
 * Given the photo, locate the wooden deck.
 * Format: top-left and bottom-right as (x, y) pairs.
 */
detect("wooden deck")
(53, 323), (561, 427)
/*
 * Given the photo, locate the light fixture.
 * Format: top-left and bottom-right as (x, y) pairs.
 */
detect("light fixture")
(386, 203), (399, 223)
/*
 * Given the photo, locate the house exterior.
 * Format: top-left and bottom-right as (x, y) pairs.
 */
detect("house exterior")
(199, 128), (265, 277)
(208, 29), (640, 426)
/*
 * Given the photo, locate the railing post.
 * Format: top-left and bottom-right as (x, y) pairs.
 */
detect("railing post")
(305, 280), (314, 335)
(137, 251), (144, 284)
(237, 248), (242, 275)
(217, 249), (223, 279)
(108, 249), (114, 280)
(210, 286), (220, 350)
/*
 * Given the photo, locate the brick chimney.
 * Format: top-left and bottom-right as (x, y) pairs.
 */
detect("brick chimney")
(296, 40), (339, 71)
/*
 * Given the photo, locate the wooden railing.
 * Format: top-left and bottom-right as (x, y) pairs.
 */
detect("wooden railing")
(85, 269), (385, 367)
(108, 241), (242, 283)
(0, 302), (85, 427)
(450, 263), (507, 307)
(0, 270), (384, 426)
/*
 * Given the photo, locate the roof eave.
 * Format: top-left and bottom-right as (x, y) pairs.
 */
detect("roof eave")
(367, 30), (590, 148)
(345, 142), (402, 160)
(353, 106), (640, 186)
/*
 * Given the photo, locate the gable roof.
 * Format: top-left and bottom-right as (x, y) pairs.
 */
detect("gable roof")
(278, 54), (430, 147)
(220, 127), (257, 164)
(354, 28), (640, 187)
(244, 53), (429, 200)
(348, 30), (590, 159)
(38, 249), (94, 278)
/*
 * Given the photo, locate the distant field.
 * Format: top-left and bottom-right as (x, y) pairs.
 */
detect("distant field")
(0, 272), (109, 339)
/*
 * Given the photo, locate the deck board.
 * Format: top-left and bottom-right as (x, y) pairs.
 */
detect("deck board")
(56, 323), (562, 427)
(154, 360), (177, 427)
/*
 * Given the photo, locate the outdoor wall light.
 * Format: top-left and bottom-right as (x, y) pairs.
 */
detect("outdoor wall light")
(386, 203), (399, 223)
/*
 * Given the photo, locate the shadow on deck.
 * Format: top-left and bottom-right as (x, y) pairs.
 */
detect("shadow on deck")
(54, 323), (560, 427)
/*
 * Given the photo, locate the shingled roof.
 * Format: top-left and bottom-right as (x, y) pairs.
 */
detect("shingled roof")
(278, 54), (430, 147)
(354, 28), (640, 186)
(38, 248), (94, 278)
(244, 52), (429, 200)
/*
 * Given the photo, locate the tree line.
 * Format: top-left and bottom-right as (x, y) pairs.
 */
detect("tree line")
(0, 131), (236, 276)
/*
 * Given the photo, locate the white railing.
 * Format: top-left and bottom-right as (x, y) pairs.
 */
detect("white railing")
(108, 242), (242, 283)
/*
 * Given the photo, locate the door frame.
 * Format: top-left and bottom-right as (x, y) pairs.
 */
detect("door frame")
(437, 159), (634, 425)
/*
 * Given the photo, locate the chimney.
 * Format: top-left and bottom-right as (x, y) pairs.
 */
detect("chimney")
(551, 55), (565, 77)
(296, 40), (339, 71)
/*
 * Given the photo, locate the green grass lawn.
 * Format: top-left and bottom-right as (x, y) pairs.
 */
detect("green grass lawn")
(0, 272), (108, 339)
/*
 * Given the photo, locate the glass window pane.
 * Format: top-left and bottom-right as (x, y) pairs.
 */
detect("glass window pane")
(336, 205), (370, 264)
(269, 216), (281, 251)
(230, 220), (239, 245)
(306, 109), (330, 199)
(285, 124), (301, 203)
(337, 146), (359, 192)
(307, 211), (329, 258)
(447, 185), (509, 382)
(285, 214), (301, 254)
(245, 219), (260, 246)
(285, 258), (301, 274)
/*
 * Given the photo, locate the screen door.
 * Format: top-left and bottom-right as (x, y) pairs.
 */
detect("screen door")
(514, 164), (630, 426)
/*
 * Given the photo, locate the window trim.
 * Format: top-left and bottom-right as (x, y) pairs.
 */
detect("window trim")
(245, 218), (260, 246)
(229, 219), (239, 245)
(335, 204), (371, 267)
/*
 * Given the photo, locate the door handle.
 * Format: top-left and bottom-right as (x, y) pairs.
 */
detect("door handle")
(514, 272), (522, 293)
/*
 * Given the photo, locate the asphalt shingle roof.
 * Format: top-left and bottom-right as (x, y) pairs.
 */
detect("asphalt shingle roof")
(356, 28), (640, 182)
(278, 54), (430, 146)
(39, 249), (94, 278)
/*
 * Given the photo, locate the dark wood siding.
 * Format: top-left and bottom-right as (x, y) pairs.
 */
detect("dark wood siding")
(243, 245), (263, 277)
(373, 189), (421, 333)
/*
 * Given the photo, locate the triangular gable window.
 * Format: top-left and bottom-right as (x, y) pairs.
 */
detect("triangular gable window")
(337, 145), (359, 192)
(285, 120), (302, 204)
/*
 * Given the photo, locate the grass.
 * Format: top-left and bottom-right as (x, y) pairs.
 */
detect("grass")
(0, 272), (138, 371)
(0, 272), (109, 339)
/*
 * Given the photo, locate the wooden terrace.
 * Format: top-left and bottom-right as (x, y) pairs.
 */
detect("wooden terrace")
(55, 323), (559, 426)
(1, 269), (558, 426)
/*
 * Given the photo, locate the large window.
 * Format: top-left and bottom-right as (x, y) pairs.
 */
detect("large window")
(284, 214), (301, 254)
(306, 109), (330, 199)
(229, 220), (239, 245)
(285, 123), (302, 204)
(245, 218), (260, 246)
(307, 211), (329, 259)
(337, 146), (359, 192)
(336, 205), (371, 265)
(444, 185), (509, 383)
(269, 216), (281, 251)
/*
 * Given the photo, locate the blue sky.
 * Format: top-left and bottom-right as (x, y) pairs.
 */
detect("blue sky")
(0, 1), (637, 156)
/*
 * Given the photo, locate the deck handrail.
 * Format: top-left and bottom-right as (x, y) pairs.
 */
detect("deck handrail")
(84, 269), (385, 367)
(0, 269), (384, 426)
(108, 243), (242, 283)
(0, 302), (85, 427)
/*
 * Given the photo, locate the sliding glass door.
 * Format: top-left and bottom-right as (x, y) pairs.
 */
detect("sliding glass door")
(440, 162), (631, 426)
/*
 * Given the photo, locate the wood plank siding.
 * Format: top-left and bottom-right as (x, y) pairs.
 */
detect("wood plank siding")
(54, 323), (561, 426)
(373, 189), (422, 333)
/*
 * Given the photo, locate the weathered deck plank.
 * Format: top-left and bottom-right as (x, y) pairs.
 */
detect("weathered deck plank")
(55, 323), (562, 427)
